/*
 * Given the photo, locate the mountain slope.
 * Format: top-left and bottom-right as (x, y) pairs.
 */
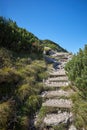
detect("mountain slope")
(0, 17), (67, 54)
(42, 39), (67, 52)
(0, 16), (68, 130)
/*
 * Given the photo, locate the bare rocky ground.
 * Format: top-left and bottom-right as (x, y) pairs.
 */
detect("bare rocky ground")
(43, 112), (73, 126)
(34, 53), (77, 130)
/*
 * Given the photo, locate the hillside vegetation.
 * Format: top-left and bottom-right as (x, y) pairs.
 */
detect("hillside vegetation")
(0, 47), (49, 130)
(65, 45), (87, 129)
(0, 16), (43, 55)
(0, 17), (49, 130)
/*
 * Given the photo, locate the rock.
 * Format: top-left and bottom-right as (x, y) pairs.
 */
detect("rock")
(43, 112), (73, 126)
(69, 125), (77, 130)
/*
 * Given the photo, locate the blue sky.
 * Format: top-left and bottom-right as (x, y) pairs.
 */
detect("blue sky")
(0, 0), (87, 53)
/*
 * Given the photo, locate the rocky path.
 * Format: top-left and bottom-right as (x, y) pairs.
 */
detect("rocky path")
(34, 53), (77, 130)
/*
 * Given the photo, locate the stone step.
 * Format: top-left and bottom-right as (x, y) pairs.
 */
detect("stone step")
(49, 69), (66, 76)
(45, 81), (69, 87)
(43, 112), (73, 126)
(41, 90), (74, 98)
(42, 99), (72, 109)
(48, 76), (68, 81)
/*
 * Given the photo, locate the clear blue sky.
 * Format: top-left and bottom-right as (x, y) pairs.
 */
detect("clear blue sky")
(0, 0), (87, 53)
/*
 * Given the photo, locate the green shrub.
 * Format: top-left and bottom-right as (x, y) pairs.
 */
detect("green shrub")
(16, 84), (35, 102)
(16, 116), (29, 130)
(25, 95), (42, 115)
(0, 100), (15, 130)
(53, 124), (66, 130)
(71, 93), (87, 129)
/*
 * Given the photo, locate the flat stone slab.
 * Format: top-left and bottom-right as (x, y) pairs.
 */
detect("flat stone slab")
(50, 70), (66, 76)
(43, 112), (73, 126)
(42, 99), (72, 108)
(45, 81), (69, 87)
(49, 70), (66, 76)
(48, 76), (68, 81)
(41, 90), (74, 98)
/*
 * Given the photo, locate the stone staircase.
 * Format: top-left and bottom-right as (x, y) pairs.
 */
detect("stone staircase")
(34, 53), (77, 130)
(44, 68), (70, 88)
